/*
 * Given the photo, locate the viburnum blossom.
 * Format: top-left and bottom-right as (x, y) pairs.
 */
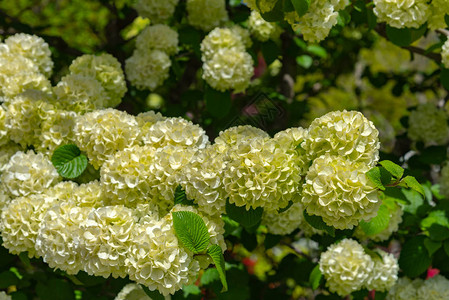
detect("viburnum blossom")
(373, 0), (429, 28)
(186, 0), (228, 32)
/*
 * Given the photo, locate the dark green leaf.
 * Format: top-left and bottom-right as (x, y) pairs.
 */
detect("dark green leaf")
(428, 224), (449, 241)
(258, 0), (284, 22)
(205, 84), (231, 119)
(386, 26), (412, 47)
(291, 0), (310, 18)
(264, 234), (283, 249)
(383, 187), (410, 205)
(36, 279), (75, 300)
(207, 245), (228, 292)
(283, 0), (294, 12)
(424, 238), (442, 256)
(278, 201), (293, 213)
(309, 265), (322, 290)
(444, 240), (449, 257)
(172, 211), (210, 254)
(261, 40), (280, 65)
(174, 185), (195, 206)
(441, 68), (449, 90)
(51, 144), (88, 179)
(303, 210), (335, 236)
(225, 200), (263, 229)
(399, 176), (425, 196)
(366, 167), (386, 190)
(379, 160), (404, 180)
(445, 14), (449, 27)
(0, 271), (19, 289)
(399, 236), (431, 277)
(359, 204), (391, 236)
(374, 291), (387, 300)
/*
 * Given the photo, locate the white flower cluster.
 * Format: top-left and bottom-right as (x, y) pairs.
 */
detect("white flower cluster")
(373, 0), (429, 29)
(387, 275), (449, 300)
(126, 24), (178, 91)
(200, 28), (254, 93)
(320, 239), (399, 296)
(248, 11), (282, 42)
(428, 0), (449, 30)
(442, 38), (449, 69)
(187, 0), (228, 32)
(0, 34), (51, 98)
(408, 103), (449, 146)
(134, 0), (179, 24)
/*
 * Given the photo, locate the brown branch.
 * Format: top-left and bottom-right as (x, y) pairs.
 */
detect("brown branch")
(374, 23), (442, 63)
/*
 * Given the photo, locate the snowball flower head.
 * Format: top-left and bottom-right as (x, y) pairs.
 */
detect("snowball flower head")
(223, 136), (302, 211)
(273, 127), (310, 176)
(305, 110), (380, 167)
(302, 154), (380, 229)
(136, 24), (179, 56)
(416, 275), (449, 300)
(136, 110), (166, 128)
(203, 47), (254, 93)
(200, 28), (246, 61)
(125, 49), (171, 91)
(214, 125), (269, 154)
(386, 277), (424, 300)
(69, 53), (127, 108)
(1, 150), (60, 197)
(53, 74), (108, 113)
(140, 117), (209, 149)
(373, 0), (429, 28)
(262, 202), (304, 235)
(0, 142), (22, 175)
(428, 0), (449, 30)
(72, 180), (105, 208)
(134, 0), (179, 24)
(73, 108), (141, 169)
(4, 33), (53, 77)
(408, 103), (449, 145)
(0, 105), (7, 145)
(442, 38), (449, 69)
(0, 292), (11, 300)
(365, 249), (399, 292)
(248, 11), (282, 42)
(114, 284), (151, 300)
(319, 239), (374, 296)
(186, 0), (229, 32)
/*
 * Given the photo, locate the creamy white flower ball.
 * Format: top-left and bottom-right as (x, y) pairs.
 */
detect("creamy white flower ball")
(248, 11), (282, 42)
(114, 284), (151, 300)
(273, 127), (310, 176)
(365, 249), (399, 292)
(187, 0), (229, 32)
(302, 154), (380, 230)
(1, 150), (60, 198)
(416, 275), (449, 300)
(214, 125), (269, 154)
(262, 202), (304, 235)
(305, 110), (380, 167)
(319, 239), (374, 296)
(4, 33), (53, 77)
(408, 103), (449, 146)
(69, 53), (127, 108)
(373, 0), (429, 28)
(0, 142), (22, 176)
(74, 108), (141, 169)
(386, 277), (423, 300)
(200, 27), (246, 61)
(0, 105), (8, 145)
(133, 0), (179, 24)
(428, 0), (449, 30)
(136, 24), (179, 56)
(203, 47), (254, 93)
(125, 49), (171, 91)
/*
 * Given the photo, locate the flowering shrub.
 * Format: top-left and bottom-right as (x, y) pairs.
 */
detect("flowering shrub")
(1, 1), (449, 300)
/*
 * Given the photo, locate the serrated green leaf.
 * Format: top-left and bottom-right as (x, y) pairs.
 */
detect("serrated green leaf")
(359, 204), (391, 236)
(303, 210), (335, 236)
(291, 0), (310, 18)
(400, 176), (425, 196)
(424, 238), (442, 256)
(205, 84), (231, 119)
(141, 285), (164, 300)
(207, 245), (228, 292)
(172, 211), (210, 254)
(174, 185), (196, 206)
(225, 200), (263, 229)
(399, 236), (431, 277)
(366, 167), (385, 190)
(183, 284), (201, 297)
(51, 144), (88, 179)
(309, 265), (322, 290)
(402, 189), (424, 215)
(201, 268), (220, 286)
(379, 160), (404, 180)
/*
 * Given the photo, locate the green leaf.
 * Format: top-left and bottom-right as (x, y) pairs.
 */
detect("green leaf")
(172, 211), (210, 254)
(258, 0), (284, 22)
(366, 167), (386, 190)
(225, 200), (263, 229)
(309, 265), (322, 290)
(51, 144), (88, 179)
(283, 0), (295, 12)
(261, 40), (280, 65)
(141, 285), (165, 300)
(441, 68), (449, 90)
(424, 238), (442, 256)
(0, 271), (19, 289)
(445, 14), (449, 28)
(303, 210), (335, 236)
(379, 160), (404, 180)
(359, 204), (391, 236)
(402, 189), (424, 215)
(174, 185), (195, 206)
(386, 26), (412, 47)
(205, 84), (231, 118)
(201, 268), (220, 286)
(306, 45), (327, 58)
(399, 176), (425, 196)
(444, 239), (449, 257)
(207, 245), (228, 292)
(278, 201), (293, 213)
(399, 236), (431, 277)
(264, 234), (283, 249)
(296, 55), (313, 68)
(183, 285), (201, 297)
(291, 0), (310, 18)
(36, 279), (75, 300)
(383, 187), (410, 205)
